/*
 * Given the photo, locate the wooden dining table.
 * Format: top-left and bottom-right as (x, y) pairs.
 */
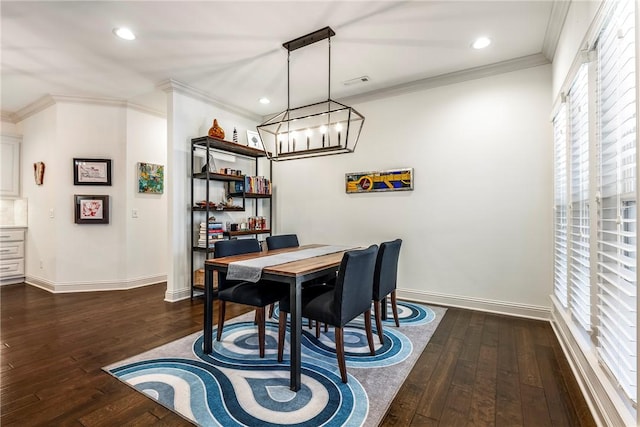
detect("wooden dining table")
(203, 244), (348, 391)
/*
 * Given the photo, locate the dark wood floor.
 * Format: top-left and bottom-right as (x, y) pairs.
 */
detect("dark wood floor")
(0, 283), (594, 426)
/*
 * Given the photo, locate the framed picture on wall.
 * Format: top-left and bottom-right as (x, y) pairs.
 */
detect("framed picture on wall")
(246, 130), (263, 150)
(137, 162), (164, 194)
(345, 168), (414, 193)
(73, 158), (112, 185)
(74, 195), (109, 224)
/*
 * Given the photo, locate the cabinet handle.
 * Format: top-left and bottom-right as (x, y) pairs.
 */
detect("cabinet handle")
(0, 236), (10, 239)
(0, 267), (11, 270)
(0, 249), (10, 252)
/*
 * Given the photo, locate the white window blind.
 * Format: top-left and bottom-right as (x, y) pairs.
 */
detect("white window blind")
(568, 64), (591, 332)
(596, 0), (637, 403)
(554, 104), (569, 308)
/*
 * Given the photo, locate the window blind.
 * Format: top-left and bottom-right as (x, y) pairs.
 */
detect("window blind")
(554, 104), (569, 308)
(596, 0), (637, 403)
(568, 64), (591, 332)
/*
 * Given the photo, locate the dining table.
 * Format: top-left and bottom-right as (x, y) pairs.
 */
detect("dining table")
(203, 244), (350, 391)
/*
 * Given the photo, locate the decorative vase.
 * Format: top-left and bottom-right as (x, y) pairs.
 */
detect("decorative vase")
(208, 119), (225, 139)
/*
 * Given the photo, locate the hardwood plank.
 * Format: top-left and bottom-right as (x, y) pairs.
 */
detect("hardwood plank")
(520, 383), (552, 427)
(515, 324), (543, 387)
(468, 344), (498, 426)
(495, 317), (524, 426)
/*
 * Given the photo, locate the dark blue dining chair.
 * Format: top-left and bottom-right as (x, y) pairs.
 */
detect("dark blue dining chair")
(265, 234), (299, 250)
(373, 239), (402, 344)
(214, 238), (288, 358)
(277, 244), (378, 383)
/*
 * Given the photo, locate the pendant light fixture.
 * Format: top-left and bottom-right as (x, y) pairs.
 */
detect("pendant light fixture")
(257, 27), (365, 161)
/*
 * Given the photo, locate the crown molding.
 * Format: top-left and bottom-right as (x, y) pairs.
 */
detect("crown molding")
(10, 94), (165, 122)
(1, 110), (18, 124)
(13, 95), (56, 122)
(542, 0), (572, 61)
(339, 53), (551, 106)
(157, 79), (262, 122)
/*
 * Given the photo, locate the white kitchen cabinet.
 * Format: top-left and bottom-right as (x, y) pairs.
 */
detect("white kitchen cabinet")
(0, 228), (25, 284)
(1, 135), (21, 198)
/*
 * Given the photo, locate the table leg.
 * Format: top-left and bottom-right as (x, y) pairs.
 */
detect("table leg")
(203, 266), (214, 354)
(289, 276), (302, 391)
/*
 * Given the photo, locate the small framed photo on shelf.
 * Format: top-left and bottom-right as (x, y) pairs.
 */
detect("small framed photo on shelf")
(73, 158), (112, 186)
(246, 130), (263, 150)
(74, 195), (109, 224)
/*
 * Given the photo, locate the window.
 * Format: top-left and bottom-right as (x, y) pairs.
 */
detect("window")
(553, 0), (637, 413)
(554, 104), (568, 308)
(568, 64), (591, 332)
(595, 0), (637, 403)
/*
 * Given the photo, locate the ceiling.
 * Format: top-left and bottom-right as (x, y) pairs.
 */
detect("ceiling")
(1, 1), (564, 121)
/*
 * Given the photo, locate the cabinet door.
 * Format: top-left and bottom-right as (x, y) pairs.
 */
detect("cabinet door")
(1, 135), (21, 197)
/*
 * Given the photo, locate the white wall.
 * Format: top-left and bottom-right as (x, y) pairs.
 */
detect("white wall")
(165, 88), (262, 301)
(274, 64), (553, 317)
(19, 100), (167, 291)
(126, 108), (168, 280)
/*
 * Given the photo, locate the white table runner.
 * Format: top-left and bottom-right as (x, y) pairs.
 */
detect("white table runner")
(226, 245), (356, 282)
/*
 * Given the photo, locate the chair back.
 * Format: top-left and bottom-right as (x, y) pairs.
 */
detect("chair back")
(373, 239), (402, 301)
(214, 238), (261, 290)
(332, 245), (378, 326)
(266, 234), (299, 250)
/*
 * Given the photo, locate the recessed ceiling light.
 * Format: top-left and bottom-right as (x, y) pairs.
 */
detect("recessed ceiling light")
(259, 97), (271, 105)
(113, 27), (136, 41)
(472, 37), (491, 49)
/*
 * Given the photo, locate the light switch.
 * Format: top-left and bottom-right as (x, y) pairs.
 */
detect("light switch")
(49, 208), (54, 218)
(132, 209), (138, 218)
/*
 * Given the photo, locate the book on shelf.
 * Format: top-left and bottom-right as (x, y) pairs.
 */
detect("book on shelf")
(244, 176), (272, 195)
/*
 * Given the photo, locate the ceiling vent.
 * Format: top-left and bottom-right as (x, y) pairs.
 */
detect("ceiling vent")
(343, 76), (370, 86)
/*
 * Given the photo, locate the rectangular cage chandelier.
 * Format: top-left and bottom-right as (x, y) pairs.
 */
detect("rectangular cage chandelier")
(257, 27), (365, 161)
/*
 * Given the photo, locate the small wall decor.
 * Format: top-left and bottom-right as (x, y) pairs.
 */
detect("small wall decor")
(208, 118), (225, 139)
(138, 162), (164, 194)
(73, 158), (112, 186)
(33, 162), (45, 185)
(345, 168), (414, 193)
(74, 195), (109, 224)
(246, 130), (262, 150)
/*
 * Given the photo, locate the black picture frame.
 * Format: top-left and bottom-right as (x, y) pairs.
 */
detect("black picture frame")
(73, 158), (112, 186)
(74, 195), (110, 224)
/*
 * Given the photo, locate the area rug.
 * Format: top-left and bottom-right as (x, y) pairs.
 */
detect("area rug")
(105, 301), (445, 426)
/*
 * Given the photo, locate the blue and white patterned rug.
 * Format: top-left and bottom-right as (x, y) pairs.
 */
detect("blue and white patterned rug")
(105, 301), (445, 426)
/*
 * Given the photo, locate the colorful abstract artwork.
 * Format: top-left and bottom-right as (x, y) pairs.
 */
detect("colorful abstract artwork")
(138, 162), (164, 194)
(345, 168), (413, 193)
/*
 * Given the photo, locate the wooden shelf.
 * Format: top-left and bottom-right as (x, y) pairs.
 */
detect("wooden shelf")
(228, 192), (272, 199)
(192, 136), (268, 158)
(225, 229), (272, 237)
(193, 172), (244, 181)
(193, 247), (216, 253)
(192, 206), (244, 212)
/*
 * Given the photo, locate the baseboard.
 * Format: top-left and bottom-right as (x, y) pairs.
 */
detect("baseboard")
(397, 288), (550, 320)
(164, 287), (192, 302)
(24, 274), (167, 293)
(549, 297), (635, 427)
(0, 277), (25, 286)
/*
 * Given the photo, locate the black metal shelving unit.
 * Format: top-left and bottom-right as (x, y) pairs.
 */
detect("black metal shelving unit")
(190, 136), (273, 298)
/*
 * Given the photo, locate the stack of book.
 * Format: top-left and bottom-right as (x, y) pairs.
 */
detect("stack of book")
(198, 221), (224, 248)
(244, 176), (271, 194)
